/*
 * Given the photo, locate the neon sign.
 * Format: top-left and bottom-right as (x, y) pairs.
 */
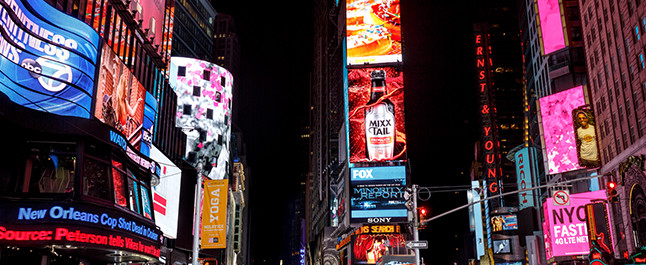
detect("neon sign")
(0, 225), (160, 257)
(474, 26), (502, 199)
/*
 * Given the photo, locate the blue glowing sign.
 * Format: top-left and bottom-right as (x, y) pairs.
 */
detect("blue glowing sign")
(350, 166), (407, 223)
(0, 0), (99, 118)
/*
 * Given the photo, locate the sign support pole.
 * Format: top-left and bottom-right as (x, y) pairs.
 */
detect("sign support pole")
(192, 163), (203, 265)
(412, 184), (420, 265)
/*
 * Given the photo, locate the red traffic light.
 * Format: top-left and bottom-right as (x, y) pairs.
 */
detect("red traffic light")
(607, 182), (616, 189)
(419, 208), (428, 216)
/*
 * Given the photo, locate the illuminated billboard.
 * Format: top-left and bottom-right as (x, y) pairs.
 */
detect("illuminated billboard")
(346, 0), (401, 65)
(0, 0), (99, 118)
(150, 146), (182, 239)
(169, 57), (233, 180)
(491, 214), (518, 232)
(352, 234), (406, 264)
(572, 105), (601, 168)
(543, 190), (611, 259)
(516, 147), (538, 209)
(95, 43), (157, 156)
(350, 166), (406, 223)
(347, 67), (406, 164)
(536, 0), (567, 55)
(538, 85), (586, 174)
(0, 201), (162, 260)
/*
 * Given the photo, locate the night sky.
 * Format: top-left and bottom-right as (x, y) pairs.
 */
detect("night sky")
(211, 1), (479, 264)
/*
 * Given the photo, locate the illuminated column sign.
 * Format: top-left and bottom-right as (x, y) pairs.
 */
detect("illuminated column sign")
(473, 24), (502, 199)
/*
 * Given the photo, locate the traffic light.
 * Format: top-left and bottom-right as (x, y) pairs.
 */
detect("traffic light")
(417, 207), (428, 229)
(607, 181), (618, 203)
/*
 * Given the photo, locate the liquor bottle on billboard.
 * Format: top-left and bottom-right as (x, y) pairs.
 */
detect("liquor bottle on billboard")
(365, 70), (395, 161)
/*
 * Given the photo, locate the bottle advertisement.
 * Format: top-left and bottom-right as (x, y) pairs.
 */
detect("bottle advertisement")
(347, 67), (406, 164)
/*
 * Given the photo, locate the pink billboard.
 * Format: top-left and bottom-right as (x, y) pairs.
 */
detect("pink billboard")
(542, 190), (611, 260)
(537, 0), (567, 55)
(539, 86), (585, 174)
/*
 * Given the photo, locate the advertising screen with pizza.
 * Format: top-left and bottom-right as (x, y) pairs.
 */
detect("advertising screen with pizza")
(346, 0), (401, 65)
(347, 67), (406, 164)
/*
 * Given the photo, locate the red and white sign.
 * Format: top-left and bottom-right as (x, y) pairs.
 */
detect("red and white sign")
(150, 145), (182, 239)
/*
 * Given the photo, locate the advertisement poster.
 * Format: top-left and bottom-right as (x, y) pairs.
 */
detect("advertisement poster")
(95, 43), (148, 151)
(201, 179), (228, 249)
(491, 214), (518, 232)
(350, 166), (407, 223)
(543, 190), (610, 259)
(150, 146), (182, 239)
(536, 0), (567, 55)
(169, 57), (233, 180)
(352, 234), (406, 264)
(0, 0), (99, 118)
(347, 67), (406, 164)
(538, 85), (586, 174)
(346, 0), (402, 65)
(572, 105), (601, 168)
(516, 147), (537, 210)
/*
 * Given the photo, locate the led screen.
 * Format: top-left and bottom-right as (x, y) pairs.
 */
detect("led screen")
(352, 234), (406, 265)
(350, 166), (406, 223)
(543, 190), (611, 259)
(537, 0), (567, 55)
(493, 239), (511, 254)
(539, 86), (586, 174)
(347, 67), (406, 164)
(572, 105), (601, 168)
(0, 0), (99, 118)
(346, 0), (402, 65)
(95, 43), (151, 153)
(169, 57), (233, 180)
(491, 214), (518, 232)
(150, 146), (181, 239)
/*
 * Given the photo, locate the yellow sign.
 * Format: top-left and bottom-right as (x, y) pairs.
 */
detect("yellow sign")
(201, 179), (228, 249)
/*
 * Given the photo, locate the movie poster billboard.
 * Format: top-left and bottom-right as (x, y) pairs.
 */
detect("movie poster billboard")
(350, 166), (407, 223)
(150, 146), (182, 239)
(543, 190), (610, 259)
(538, 85), (586, 174)
(491, 214), (519, 232)
(347, 67), (406, 165)
(0, 0), (99, 118)
(346, 0), (402, 65)
(169, 57), (233, 180)
(202, 179), (228, 249)
(95, 43), (151, 153)
(536, 0), (568, 55)
(572, 105), (601, 168)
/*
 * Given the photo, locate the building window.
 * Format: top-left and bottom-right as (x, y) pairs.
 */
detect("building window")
(193, 85), (201, 97)
(23, 142), (76, 194)
(640, 53), (645, 69)
(178, 66), (186, 76)
(203, 69), (211, 80)
(636, 25), (641, 40)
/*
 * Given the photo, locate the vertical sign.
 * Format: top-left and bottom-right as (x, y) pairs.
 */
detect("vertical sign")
(202, 179), (228, 249)
(516, 147), (537, 210)
(474, 24), (502, 200)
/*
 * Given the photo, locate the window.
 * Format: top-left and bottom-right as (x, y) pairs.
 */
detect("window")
(193, 85), (201, 97)
(112, 160), (127, 207)
(178, 66), (186, 76)
(203, 69), (211, 80)
(183, 104), (192, 115)
(636, 25), (641, 40)
(640, 53), (645, 69)
(24, 142), (76, 194)
(83, 157), (109, 198)
(206, 108), (213, 119)
(220, 76), (226, 87)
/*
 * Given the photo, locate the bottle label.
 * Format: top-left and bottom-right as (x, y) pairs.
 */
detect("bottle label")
(365, 102), (395, 161)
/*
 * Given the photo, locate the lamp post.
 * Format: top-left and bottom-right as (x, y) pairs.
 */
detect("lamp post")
(192, 162), (203, 265)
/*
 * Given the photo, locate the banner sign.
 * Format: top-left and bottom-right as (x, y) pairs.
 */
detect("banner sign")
(201, 179), (228, 249)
